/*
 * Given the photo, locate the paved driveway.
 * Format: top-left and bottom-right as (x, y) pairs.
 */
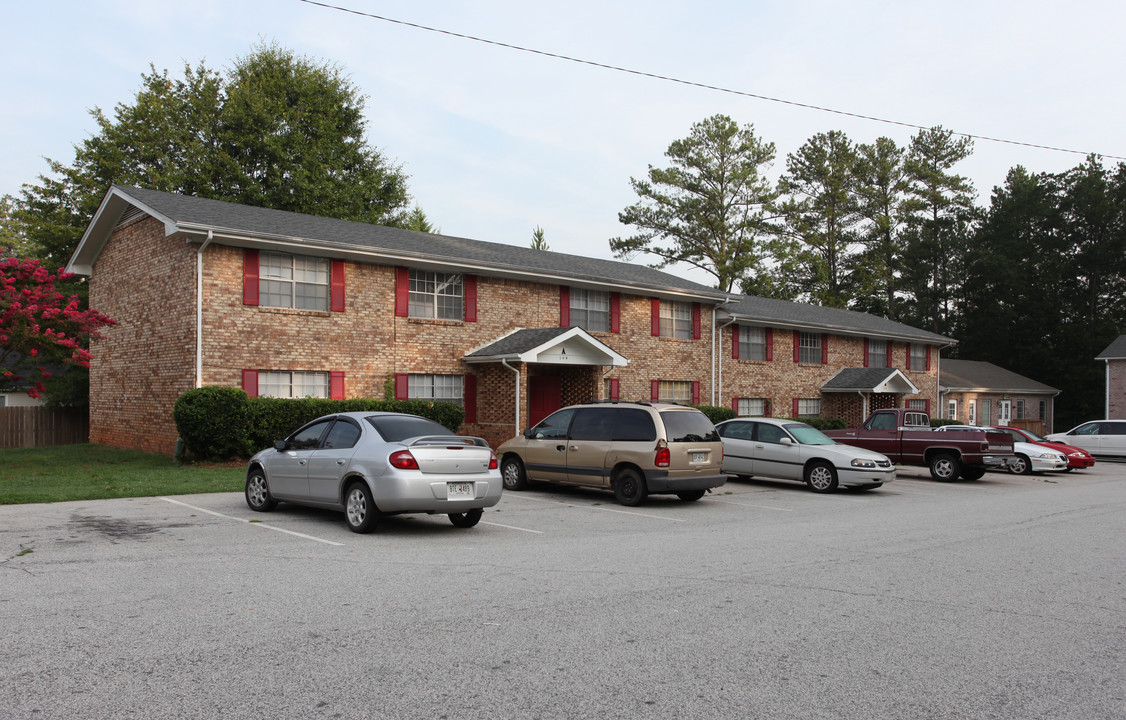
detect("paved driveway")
(2, 463), (1124, 719)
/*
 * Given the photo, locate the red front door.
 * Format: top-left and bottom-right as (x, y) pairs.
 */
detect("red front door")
(528, 376), (562, 428)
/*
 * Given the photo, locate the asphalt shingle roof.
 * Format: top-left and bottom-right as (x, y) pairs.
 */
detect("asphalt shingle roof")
(103, 186), (729, 300)
(821, 368), (907, 390)
(723, 295), (952, 345)
(1095, 334), (1126, 360)
(939, 359), (1058, 393)
(465, 328), (573, 358)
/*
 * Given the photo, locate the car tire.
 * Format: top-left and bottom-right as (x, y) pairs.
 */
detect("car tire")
(1062, 466), (1074, 472)
(344, 481), (379, 534)
(1008, 454), (1032, 475)
(929, 453), (961, 482)
(245, 469), (277, 512)
(612, 468), (648, 506)
(804, 460), (838, 493)
(448, 508), (483, 528)
(676, 489), (706, 502)
(961, 467), (986, 481)
(501, 456), (528, 491)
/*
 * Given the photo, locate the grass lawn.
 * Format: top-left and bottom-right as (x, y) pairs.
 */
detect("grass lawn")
(0, 444), (245, 505)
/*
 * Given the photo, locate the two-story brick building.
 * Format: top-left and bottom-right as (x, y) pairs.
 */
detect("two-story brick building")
(1096, 335), (1126, 418)
(67, 186), (951, 454)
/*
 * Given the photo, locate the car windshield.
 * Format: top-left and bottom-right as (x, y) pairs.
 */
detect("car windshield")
(1021, 429), (1047, 442)
(659, 410), (719, 443)
(365, 415), (452, 442)
(786, 424), (834, 445)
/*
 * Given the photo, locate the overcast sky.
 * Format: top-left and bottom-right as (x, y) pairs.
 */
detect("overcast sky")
(3, 0), (1124, 285)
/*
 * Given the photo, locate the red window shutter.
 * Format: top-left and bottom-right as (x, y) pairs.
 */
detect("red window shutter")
(732, 397), (739, 413)
(609, 378), (620, 402)
(691, 381), (700, 405)
(766, 329), (773, 361)
(731, 326), (740, 359)
(330, 260), (345, 312)
(464, 374), (477, 423)
(330, 371), (345, 400)
(926, 346), (932, 371)
(793, 332), (800, 363)
(395, 268), (409, 317)
(651, 380), (660, 402)
(610, 293), (621, 333)
(792, 398), (799, 417)
(692, 303), (701, 340)
(241, 369), (258, 398)
(765, 399), (773, 418)
(559, 286), (570, 327)
(925, 398), (931, 416)
(394, 373), (409, 400)
(464, 274), (477, 322)
(886, 342), (894, 369)
(242, 249), (259, 306)
(651, 299), (661, 336)
(863, 339), (870, 368)
(821, 334), (829, 364)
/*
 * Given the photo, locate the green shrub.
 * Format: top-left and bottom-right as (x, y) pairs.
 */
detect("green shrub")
(693, 405), (736, 425)
(777, 416), (847, 431)
(931, 418), (964, 427)
(173, 386), (253, 460)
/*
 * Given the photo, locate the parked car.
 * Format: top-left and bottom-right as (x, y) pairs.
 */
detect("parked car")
(496, 402), (726, 506)
(245, 412), (503, 533)
(935, 425), (1067, 474)
(717, 417), (895, 493)
(988, 426), (1095, 472)
(1046, 420), (1126, 458)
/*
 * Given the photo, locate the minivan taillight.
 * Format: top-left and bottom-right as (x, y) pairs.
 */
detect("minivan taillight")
(655, 446), (671, 468)
(389, 450), (419, 469)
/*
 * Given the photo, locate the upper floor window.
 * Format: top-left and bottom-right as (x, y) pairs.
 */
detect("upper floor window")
(798, 332), (822, 364)
(909, 343), (928, 370)
(260, 370), (329, 399)
(408, 374), (464, 407)
(660, 301), (693, 339)
(868, 339), (888, 368)
(571, 289), (610, 333)
(260, 252), (329, 310)
(409, 270), (463, 320)
(738, 326), (767, 361)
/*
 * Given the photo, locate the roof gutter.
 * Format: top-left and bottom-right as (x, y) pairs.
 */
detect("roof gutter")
(195, 230), (213, 388)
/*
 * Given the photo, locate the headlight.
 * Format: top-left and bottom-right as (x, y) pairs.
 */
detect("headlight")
(1035, 453), (1058, 459)
(851, 458), (876, 468)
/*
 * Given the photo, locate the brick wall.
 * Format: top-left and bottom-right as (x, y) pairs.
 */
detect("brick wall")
(1109, 359), (1126, 418)
(940, 391), (1055, 434)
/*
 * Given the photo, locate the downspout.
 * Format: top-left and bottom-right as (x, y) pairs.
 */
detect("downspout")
(195, 231), (214, 388)
(1106, 360), (1111, 420)
(711, 298), (738, 406)
(502, 359), (521, 436)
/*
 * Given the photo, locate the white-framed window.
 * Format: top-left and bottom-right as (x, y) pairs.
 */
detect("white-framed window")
(981, 399), (991, 425)
(738, 326), (767, 361)
(738, 398), (767, 417)
(409, 270), (463, 320)
(907, 399), (928, 412)
(1039, 400), (1046, 421)
(909, 343), (927, 370)
(868, 339), (888, 368)
(1016, 399), (1026, 420)
(408, 374), (463, 406)
(660, 301), (692, 339)
(947, 400), (957, 421)
(570, 289), (610, 333)
(969, 400), (977, 425)
(796, 398), (820, 417)
(659, 380), (692, 405)
(798, 332), (822, 364)
(260, 252), (329, 310)
(259, 371), (329, 399)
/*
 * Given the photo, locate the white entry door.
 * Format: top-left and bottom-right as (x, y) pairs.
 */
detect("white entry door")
(998, 400), (1012, 426)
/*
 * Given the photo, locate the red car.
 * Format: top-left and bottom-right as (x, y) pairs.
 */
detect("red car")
(990, 426), (1096, 471)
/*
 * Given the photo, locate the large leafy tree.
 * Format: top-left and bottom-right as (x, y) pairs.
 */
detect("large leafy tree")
(777, 131), (862, 307)
(898, 127), (977, 334)
(15, 42), (413, 267)
(610, 114), (781, 294)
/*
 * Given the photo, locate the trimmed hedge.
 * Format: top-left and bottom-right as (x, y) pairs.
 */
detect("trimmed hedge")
(778, 416), (847, 431)
(173, 387), (465, 460)
(931, 418), (964, 427)
(692, 405), (737, 425)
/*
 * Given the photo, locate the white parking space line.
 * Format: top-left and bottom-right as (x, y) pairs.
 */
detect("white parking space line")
(501, 493), (685, 521)
(160, 497), (345, 546)
(480, 520), (544, 534)
(711, 498), (794, 512)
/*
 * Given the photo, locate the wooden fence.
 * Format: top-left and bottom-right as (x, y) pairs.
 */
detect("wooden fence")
(0, 407), (89, 449)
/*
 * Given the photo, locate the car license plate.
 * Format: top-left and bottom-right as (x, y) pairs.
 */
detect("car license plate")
(692, 452), (707, 463)
(448, 482), (473, 499)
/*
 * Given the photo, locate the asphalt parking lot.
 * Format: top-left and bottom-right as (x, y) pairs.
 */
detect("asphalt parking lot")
(2, 462), (1124, 720)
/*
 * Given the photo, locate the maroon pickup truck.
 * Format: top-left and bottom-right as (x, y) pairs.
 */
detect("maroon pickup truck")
(824, 408), (1015, 481)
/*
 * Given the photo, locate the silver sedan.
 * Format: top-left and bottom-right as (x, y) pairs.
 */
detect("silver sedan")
(245, 412), (503, 533)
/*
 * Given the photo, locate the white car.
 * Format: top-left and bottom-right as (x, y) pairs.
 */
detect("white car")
(1046, 420), (1126, 458)
(936, 425), (1067, 474)
(716, 417), (895, 493)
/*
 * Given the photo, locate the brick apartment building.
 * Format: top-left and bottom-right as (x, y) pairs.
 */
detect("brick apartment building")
(67, 186), (951, 454)
(938, 359), (1059, 435)
(1096, 335), (1126, 418)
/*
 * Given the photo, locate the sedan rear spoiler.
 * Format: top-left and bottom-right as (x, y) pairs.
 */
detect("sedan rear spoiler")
(407, 435), (491, 449)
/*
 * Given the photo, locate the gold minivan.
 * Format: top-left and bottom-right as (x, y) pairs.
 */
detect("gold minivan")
(496, 402), (726, 506)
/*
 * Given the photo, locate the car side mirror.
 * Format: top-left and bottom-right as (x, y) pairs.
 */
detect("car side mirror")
(780, 437), (794, 446)
(274, 440), (288, 451)
(523, 428), (534, 439)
